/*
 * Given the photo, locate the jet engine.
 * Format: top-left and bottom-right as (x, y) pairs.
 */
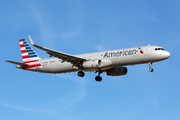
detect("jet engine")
(83, 60), (102, 68)
(106, 67), (128, 76)
(83, 59), (112, 68)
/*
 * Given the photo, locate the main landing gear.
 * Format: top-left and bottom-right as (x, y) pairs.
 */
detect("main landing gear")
(95, 71), (102, 82)
(149, 62), (154, 72)
(77, 71), (85, 77)
(77, 62), (102, 82)
(77, 71), (103, 82)
(95, 76), (102, 82)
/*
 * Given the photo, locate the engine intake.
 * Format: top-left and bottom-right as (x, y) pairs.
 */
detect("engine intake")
(106, 67), (128, 76)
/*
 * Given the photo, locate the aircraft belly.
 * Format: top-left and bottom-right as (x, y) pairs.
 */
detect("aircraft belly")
(42, 62), (78, 73)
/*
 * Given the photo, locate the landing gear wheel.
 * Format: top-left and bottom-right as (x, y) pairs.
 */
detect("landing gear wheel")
(95, 76), (102, 82)
(149, 68), (154, 72)
(77, 71), (85, 77)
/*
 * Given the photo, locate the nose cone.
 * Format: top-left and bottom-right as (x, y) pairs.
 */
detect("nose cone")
(163, 51), (171, 59)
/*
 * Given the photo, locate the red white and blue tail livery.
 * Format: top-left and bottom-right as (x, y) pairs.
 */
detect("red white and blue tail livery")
(18, 39), (41, 69)
(19, 39), (40, 63)
(6, 36), (170, 82)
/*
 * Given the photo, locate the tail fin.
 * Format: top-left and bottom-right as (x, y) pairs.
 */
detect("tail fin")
(19, 39), (41, 65)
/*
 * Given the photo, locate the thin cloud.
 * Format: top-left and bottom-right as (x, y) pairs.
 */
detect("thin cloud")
(94, 45), (106, 51)
(55, 74), (86, 110)
(26, 0), (85, 50)
(25, 1), (55, 48)
(58, 24), (83, 39)
(162, 39), (180, 48)
(0, 101), (55, 113)
(152, 97), (160, 112)
(63, 81), (85, 110)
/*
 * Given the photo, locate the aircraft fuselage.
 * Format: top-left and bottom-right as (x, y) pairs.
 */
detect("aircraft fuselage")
(28, 45), (170, 74)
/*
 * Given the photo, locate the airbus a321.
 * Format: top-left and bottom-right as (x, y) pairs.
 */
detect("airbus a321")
(6, 36), (170, 82)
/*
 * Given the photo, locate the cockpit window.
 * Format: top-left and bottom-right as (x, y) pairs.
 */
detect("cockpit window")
(155, 48), (165, 51)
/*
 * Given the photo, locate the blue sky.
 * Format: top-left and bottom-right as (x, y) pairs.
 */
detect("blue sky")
(0, 0), (180, 120)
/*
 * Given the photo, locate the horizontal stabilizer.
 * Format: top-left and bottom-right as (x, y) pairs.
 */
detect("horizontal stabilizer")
(5, 60), (28, 67)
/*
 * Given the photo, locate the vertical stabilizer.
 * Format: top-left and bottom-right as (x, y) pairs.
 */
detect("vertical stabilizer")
(19, 39), (41, 66)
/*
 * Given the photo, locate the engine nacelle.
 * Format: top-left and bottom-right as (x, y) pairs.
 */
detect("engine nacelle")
(106, 67), (128, 76)
(83, 60), (102, 68)
(83, 59), (112, 68)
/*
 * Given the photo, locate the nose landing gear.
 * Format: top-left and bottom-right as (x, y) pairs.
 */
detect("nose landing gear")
(149, 62), (154, 72)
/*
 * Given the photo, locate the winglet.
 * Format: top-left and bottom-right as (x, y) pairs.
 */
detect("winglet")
(28, 35), (36, 46)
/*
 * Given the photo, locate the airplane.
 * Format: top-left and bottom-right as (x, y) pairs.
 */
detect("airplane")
(6, 36), (171, 82)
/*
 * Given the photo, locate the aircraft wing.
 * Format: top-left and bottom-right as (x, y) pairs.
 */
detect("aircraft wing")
(5, 60), (28, 67)
(28, 36), (86, 66)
